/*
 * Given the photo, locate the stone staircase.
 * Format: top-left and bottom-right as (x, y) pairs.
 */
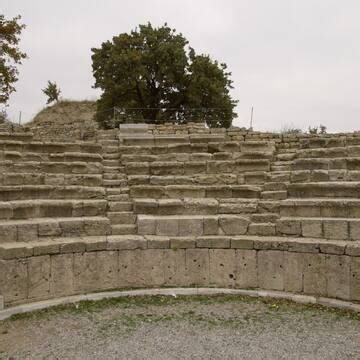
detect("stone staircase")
(98, 130), (137, 235)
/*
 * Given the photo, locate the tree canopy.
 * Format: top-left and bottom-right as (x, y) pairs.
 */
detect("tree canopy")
(91, 23), (237, 128)
(42, 80), (61, 104)
(0, 14), (27, 104)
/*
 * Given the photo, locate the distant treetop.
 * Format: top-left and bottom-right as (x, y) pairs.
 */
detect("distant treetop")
(91, 23), (238, 128)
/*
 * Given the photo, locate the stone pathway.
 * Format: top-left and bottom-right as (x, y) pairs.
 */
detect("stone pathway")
(0, 295), (359, 359)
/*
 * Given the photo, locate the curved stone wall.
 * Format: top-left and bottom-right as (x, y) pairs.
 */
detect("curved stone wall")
(1, 235), (359, 306)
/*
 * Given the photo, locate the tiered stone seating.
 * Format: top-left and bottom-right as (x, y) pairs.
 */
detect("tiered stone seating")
(260, 136), (360, 241)
(0, 132), (110, 246)
(0, 127), (359, 308)
(117, 134), (274, 237)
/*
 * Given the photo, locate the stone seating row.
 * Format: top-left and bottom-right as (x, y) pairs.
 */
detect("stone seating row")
(0, 161), (103, 174)
(0, 139), (102, 154)
(136, 214), (360, 240)
(127, 173), (268, 186)
(125, 159), (270, 176)
(0, 173), (102, 187)
(118, 140), (274, 155)
(299, 136), (360, 149)
(0, 151), (102, 162)
(0, 217), (110, 243)
(129, 184), (262, 199)
(0, 185), (105, 201)
(0, 199), (107, 220)
(292, 157), (360, 171)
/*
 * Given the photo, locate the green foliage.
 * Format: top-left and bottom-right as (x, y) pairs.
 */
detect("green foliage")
(91, 23), (237, 128)
(308, 124), (327, 135)
(42, 81), (61, 104)
(0, 14), (27, 104)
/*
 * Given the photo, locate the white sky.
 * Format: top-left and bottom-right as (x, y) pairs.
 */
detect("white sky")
(3, 0), (360, 132)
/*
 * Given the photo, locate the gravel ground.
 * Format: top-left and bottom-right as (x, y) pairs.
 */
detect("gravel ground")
(0, 295), (359, 359)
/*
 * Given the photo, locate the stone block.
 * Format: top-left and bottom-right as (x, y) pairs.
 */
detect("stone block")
(119, 249), (165, 287)
(17, 223), (38, 242)
(107, 235), (147, 250)
(301, 219), (323, 238)
(50, 254), (74, 296)
(350, 257), (360, 301)
(185, 249), (210, 286)
(203, 217), (219, 235)
(178, 217), (203, 237)
(196, 236), (230, 248)
(60, 238), (86, 253)
(303, 253), (327, 296)
(146, 236), (170, 249)
(74, 251), (118, 292)
(349, 220), (360, 240)
(59, 219), (84, 237)
(163, 249), (186, 286)
(277, 218), (301, 236)
(258, 250), (284, 291)
(28, 255), (50, 299)
(283, 252), (304, 292)
(137, 216), (156, 235)
(231, 237), (254, 250)
(235, 249), (258, 288)
(323, 220), (348, 240)
(170, 237), (196, 249)
(156, 217), (179, 236)
(219, 215), (249, 235)
(0, 224), (17, 243)
(326, 255), (351, 300)
(84, 218), (110, 236)
(0, 259), (28, 304)
(38, 220), (62, 237)
(248, 223), (276, 236)
(209, 249), (236, 287)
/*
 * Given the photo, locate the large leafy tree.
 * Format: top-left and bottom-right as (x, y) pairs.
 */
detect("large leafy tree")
(91, 23), (237, 128)
(0, 14), (27, 104)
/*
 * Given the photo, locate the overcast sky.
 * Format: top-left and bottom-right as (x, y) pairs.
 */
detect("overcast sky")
(3, 0), (360, 132)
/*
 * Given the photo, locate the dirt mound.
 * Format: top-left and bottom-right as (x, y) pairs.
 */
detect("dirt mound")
(28, 100), (99, 141)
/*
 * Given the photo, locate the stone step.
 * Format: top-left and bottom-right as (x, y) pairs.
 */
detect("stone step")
(103, 179), (127, 187)
(0, 235), (357, 261)
(0, 141), (102, 154)
(0, 172), (102, 187)
(292, 158), (360, 171)
(276, 216), (360, 240)
(0, 199), (107, 220)
(0, 151), (103, 163)
(290, 169), (360, 183)
(261, 190), (287, 200)
(119, 143), (209, 155)
(125, 159), (269, 176)
(279, 198), (360, 218)
(107, 211), (136, 224)
(102, 153), (119, 160)
(0, 161), (103, 174)
(133, 198), (259, 215)
(299, 137), (360, 149)
(137, 214), (251, 236)
(107, 194), (131, 201)
(0, 216), (110, 243)
(129, 185), (262, 199)
(100, 140), (119, 146)
(0, 132), (33, 142)
(103, 173), (126, 180)
(0, 185), (105, 201)
(296, 146), (360, 159)
(111, 224), (137, 235)
(128, 172), (266, 186)
(103, 160), (119, 167)
(288, 182), (360, 198)
(108, 201), (133, 212)
(103, 166), (123, 173)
